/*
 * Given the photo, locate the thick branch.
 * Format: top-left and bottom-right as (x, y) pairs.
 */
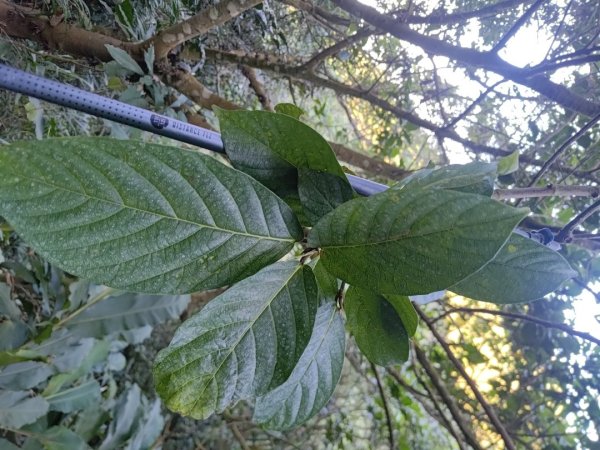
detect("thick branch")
(240, 66), (273, 111)
(330, 0), (600, 117)
(415, 305), (517, 450)
(556, 198), (600, 243)
(144, 0), (262, 60)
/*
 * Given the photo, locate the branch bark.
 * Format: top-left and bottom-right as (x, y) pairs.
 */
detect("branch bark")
(330, 0), (600, 117)
(415, 305), (517, 450)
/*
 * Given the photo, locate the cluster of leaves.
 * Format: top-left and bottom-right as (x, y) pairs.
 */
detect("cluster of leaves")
(0, 235), (189, 449)
(0, 107), (575, 430)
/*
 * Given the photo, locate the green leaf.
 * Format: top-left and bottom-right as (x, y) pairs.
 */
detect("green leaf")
(0, 138), (302, 294)
(451, 234), (576, 303)
(394, 162), (497, 196)
(0, 438), (20, 450)
(124, 398), (164, 450)
(0, 282), (20, 320)
(105, 44), (144, 75)
(0, 362), (54, 390)
(216, 109), (351, 200)
(385, 295), (418, 337)
(0, 350), (45, 367)
(308, 187), (528, 295)
(35, 426), (90, 450)
(154, 261), (319, 420)
(99, 384), (143, 450)
(0, 320), (29, 351)
(66, 292), (190, 338)
(345, 287), (409, 366)
(0, 391), (49, 428)
(45, 380), (101, 413)
(274, 103), (305, 120)
(253, 301), (345, 429)
(298, 168), (354, 224)
(497, 151), (520, 175)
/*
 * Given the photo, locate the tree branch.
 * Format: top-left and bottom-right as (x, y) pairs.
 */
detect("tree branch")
(413, 344), (483, 450)
(144, 0), (263, 60)
(330, 0), (600, 117)
(415, 305), (517, 450)
(493, 185), (600, 200)
(240, 65), (273, 111)
(556, 198), (600, 243)
(491, 0), (546, 53)
(435, 307), (600, 346)
(371, 363), (395, 449)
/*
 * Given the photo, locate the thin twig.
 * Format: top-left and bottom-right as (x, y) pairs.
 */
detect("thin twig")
(371, 362), (395, 449)
(526, 111), (600, 188)
(556, 198), (600, 243)
(415, 305), (517, 450)
(413, 344), (483, 450)
(492, 0), (546, 53)
(435, 307), (600, 346)
(492, 185), (600, 200)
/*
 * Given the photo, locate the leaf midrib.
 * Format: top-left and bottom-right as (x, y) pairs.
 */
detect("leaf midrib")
(10, 173), (294, 243)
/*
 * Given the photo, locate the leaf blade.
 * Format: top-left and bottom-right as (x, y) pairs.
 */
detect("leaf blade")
(153, 261), (319, 420)
(451, 234), (576, 303)
(253, 301), (345, 430)
(308, 187), (528, 295)
(0, 138), (302, 294)
(345, 287), (409, 366)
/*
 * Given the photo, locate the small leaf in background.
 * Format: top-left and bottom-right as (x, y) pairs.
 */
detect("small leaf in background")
(386, 295), (418, 337)
(394, 162), (497, 196)
(274, 103), (305, 120)
(0, 138), (302, 294)
(124, 398), (164, 450)
(308, 187), (528, 295)
(0, 438), (19, 450)
(154, 261), (319, 420)
(66, 292), (190, 339)
(497, 151), (520, 175)
(0, 284), (28, 350)
(253, 301), (345, 429)
(105, 44), (144, 75)
(34, 426), (90, 450)
(0, 362), (54, 390)
(345, 287), (409, 366)
(451, 233), (576, 303)
(99, 384), (143, 450)
(298, 168), (354, 224)
(143, 47), (155, 76)
(0, 391), (49, 428)
(45, 380), (101, 413)
(463, 343), (487, 365)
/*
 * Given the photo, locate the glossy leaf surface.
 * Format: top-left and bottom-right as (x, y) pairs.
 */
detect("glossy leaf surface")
(0, 138), (302, 294)
(395, 162), (497, 196)
(154, 262), (319, 419)
(345, 287), (409, 366)
(253, 301), (345, 429)
(308, 187), (527, 295)
(452, 234), (576, 303)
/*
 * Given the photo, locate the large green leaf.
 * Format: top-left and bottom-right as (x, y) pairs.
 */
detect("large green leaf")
(451, 234), (576, 303)
(36, 426), (90, 450)
(216, 109), (353, 221)
(0, 138), (302, 294)
(308, 187), (527, 295)
(345, 287), (409, 366)
(253, 301), (345, 430)
(154, 261), (319, 419)
(0, 391), (49, 428)
(394, 162), (497, 196)
(66, 292), (190, 338)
